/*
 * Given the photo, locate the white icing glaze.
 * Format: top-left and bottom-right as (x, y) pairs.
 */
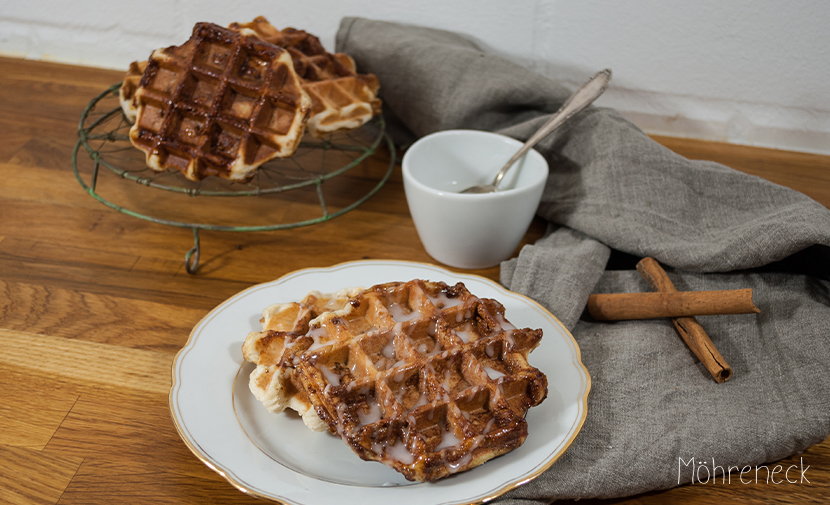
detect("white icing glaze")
(441, 369), (453, 391)
(306, 325), (330, 351)
(385, 440), (415, 465)
(485, 342), (497, 358)
(414, 392), (430, 407)
(319, 364), (341, 386)
(447, 452), (472, 473)
(381, 337), (396, 358)
(482, 418), (496, 434)
(435, 428), (461, 450)
(388, 302), (422, 322)
(391, 359), (407, 369)
(447, 435), (483, 473)
(453, 322), (474, 343)
(427, 291), (463, 309)
(495, 313), (515, 330)
(427, 342), (444, 356)
(357, 395), (382, 426)
(503, 330), (515, 350)
(382, 391), (396, 412)
(483, 366), (505, 380)
(461, 358), (478, 380)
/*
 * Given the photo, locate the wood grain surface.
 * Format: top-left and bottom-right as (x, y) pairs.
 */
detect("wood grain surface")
(0, 55), (827, 504)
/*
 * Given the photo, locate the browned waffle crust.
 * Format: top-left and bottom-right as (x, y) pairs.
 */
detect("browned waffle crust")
(128, 22), (311, 181)
(245, 279), (547, 482)
(119, 60), (146, 123)
(229, 17), (382, 137)
(243, 287), (364, 432)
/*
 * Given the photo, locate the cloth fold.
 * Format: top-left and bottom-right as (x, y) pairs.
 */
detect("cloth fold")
(337, 17), (830, 502)
(501, 226), (610, 330)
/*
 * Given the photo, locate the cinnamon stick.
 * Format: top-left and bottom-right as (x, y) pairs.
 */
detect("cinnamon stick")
(587, 289), (759, 321)
(635, 257), (735, 383)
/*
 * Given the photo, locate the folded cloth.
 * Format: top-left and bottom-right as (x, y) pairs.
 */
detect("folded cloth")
(337, 18), (830, 502)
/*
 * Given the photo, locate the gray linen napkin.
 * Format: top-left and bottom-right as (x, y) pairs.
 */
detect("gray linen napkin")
(337, 18), (830, 502)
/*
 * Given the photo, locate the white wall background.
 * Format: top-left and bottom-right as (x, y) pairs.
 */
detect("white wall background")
(2, 0), (829, 155)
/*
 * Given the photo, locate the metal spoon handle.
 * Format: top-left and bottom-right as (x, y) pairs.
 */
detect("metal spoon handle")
(491, 68), (612, 188)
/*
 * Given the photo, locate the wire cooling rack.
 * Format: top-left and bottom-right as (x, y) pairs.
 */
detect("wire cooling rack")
(73, 84), (395, 273)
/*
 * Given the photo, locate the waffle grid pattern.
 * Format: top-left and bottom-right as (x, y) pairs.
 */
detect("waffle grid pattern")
(230, 17), (381, 137)
(129, 22), (310, 181)
(246, 280), (547, 482)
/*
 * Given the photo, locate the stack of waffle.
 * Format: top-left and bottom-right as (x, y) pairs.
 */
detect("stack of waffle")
(242, 279), (547, 482)
(230, 17), (381, 138)
(120, 18), (381, 181)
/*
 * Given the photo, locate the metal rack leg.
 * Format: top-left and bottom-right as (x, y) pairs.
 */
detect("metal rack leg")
(185, 228), (200, 274)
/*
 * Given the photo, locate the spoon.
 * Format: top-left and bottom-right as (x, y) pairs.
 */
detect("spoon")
(460, 68), (612, 194)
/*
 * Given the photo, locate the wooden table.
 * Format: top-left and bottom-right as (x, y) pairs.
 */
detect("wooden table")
(0, 56), (827, 504)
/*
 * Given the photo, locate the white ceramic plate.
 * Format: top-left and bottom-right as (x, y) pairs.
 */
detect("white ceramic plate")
(170, 260), (590, 505)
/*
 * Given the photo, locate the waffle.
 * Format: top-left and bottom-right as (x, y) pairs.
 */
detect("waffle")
(229, 17), (382, 137)
(128, 22), (311, 181)
(243, 279), (547, 482)
(242, 287), (364, 431)
(119, 60), (146, 123)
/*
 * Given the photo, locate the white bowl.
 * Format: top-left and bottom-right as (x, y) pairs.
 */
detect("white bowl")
(402, 130), (548, 269)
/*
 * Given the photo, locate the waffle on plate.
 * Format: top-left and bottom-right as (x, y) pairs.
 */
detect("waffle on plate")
(242, 279), (548, 482)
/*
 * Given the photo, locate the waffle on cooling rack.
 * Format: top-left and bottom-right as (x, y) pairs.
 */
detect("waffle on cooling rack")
(127, 22), (311, 181)
(229, 16), (381, 137)
(118, 60), (146, 123)
(242, 279), (547, 482)
(121, 17), (381, 161)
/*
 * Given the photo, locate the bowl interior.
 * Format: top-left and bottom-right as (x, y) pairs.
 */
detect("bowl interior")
(403, 130), (548, 194)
